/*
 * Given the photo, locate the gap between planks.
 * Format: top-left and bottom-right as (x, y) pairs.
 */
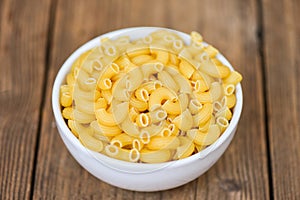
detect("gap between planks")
(255, 0), (274, 199)
(29, 0), (58, 199)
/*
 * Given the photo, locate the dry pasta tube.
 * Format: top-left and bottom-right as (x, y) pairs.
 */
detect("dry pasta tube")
(135, 113), (150, 127)
(187, 124), (221, 146)
(95, 108), (117, 126)
(62, 107), (73, 120)
(151, 49), (169, 64)
(174, 136), (195, 159)
(130, 96), (148, 112)
(157, 71), (179, 92)
(173, 73), (192, 94)
(73, 85), (99, 101)
(223, 71), (243, 85)
(162, 100), (181, 115)
(226, 94), (236, 109)
(172, 109), (193, 131)
(149, 87), (177, 110)
(73, 109), (95, 124)
(132, 139), (144, 151)
(140, 149), (171, 163)
(193, 103), (213, 126)
(75, 97), (95, 115)
(142, 121), (166, 137)
(105, 145), (140, 162)
(71, 49), (93, 72)
(97, 123), (122, 137)
(198, 116), (215, 133)
(204, 45), (219, 58)
(60, 91), (72, 107)
(140, 80), (162, 94)
(193, 91), (212, 104)
(179, 59), (195, 79)
(215, 107), (232, 120)
(79, 130), (103, 152)
(147, 136), (180, 150)
(111, 133), (134, 148)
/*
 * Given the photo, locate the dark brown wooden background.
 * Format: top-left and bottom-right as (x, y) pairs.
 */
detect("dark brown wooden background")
(0, 0), (299, 199)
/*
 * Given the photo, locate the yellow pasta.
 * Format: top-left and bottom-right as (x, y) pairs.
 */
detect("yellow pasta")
(142, 121), (165, 137)
(73, 85), (99, 101)
(73, 109), (95, 124)
(60, 29), (242, 163)
(215, 106), (232, 120)
(173, 74), (192, 94)
(141, 80), (162, 94)
(226, 94), (236, 109)
(157, 71), (179, 92)
(135, 88), (149, 102)
(111, 133), (134, 147)
(136, 113), (150, 127)
(75, 98), (95, 115)
(97, 123), (122, 137)
(126, 68), (144, 91)
(204, 45), (219, 58)
(62, 107), (73, 120)
(131, 54), (154, 65)
(120, 117), (140, 138)
(97, 77), (112, 90)
(128, 107), (139, 122)
(187, 125), (221, 146)
(60, 92), (72, 107)
(102, 63), (120, 78)
(95, 97), (108, 110)
(147, 136), (180, 150)
(79, 130), (103, 152)
(132, 139), (144, 151)
(126, 44), (150, 58)
(148, 87), (177, 110)
(174, 136), (195, 159)
(140, 62), (164, 78)
(189, 99), (202, 114)
(162, 100), (181, 115)
(149, 108), (167, 123)
(191, 31), (203, 43)
(95, 108), (116, 126)
(140, 149), (171, 163)
(172, 109), (193, 131)
(193, 103), (213, 126)
(223, 71), (243, 85)
(179, 59), (195, 79)
(151, 49), (169, 64)
(130, 95), (148, 112)
(223, 83), (235, 96)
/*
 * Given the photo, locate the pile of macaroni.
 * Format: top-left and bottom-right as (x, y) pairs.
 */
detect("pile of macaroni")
(60, 30), (242, 163)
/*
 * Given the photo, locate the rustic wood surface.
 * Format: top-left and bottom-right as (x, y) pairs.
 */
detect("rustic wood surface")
(262, 0), (300, 199)
(0, 0), (299, 199)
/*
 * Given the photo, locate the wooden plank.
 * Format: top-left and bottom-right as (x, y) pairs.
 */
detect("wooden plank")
(33, 0), (269, 199)
(0, 0), (51, 199)
(191, 0), (270, 199)
(262, 0), (300, 199)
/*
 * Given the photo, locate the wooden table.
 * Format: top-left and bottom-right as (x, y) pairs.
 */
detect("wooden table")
(0, 0), (299, 199)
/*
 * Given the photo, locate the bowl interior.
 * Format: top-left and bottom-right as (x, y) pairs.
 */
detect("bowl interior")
(52, 27), (243, 172)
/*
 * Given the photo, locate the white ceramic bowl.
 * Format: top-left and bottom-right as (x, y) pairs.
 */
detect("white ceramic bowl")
(52, 27), (243, 192)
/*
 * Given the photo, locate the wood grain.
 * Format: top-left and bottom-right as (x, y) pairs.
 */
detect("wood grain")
(191, 0), (270, 199)
(33, 0), (270, 199)
(0, 0), (51, 199)
(262, 0), (300, 199)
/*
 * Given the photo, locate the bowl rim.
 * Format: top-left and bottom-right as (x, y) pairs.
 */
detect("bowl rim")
(52, 26), (243, 170)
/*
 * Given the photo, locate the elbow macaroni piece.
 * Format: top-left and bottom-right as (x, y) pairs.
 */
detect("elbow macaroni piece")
(60, 30), (242, 163)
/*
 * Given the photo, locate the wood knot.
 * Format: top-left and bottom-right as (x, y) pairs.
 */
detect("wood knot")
(219, 179), (241, 192)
